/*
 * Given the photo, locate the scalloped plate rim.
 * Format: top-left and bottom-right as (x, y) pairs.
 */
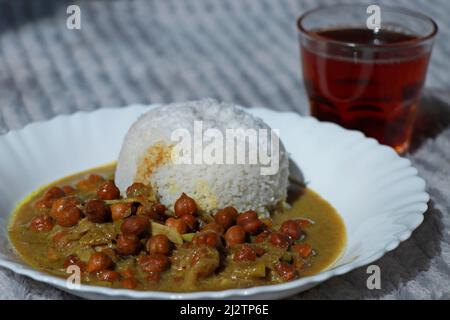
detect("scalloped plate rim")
(0, 104), (429, 299)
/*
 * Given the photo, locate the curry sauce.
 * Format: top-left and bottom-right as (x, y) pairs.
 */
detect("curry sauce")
(8, 164), (346, 292)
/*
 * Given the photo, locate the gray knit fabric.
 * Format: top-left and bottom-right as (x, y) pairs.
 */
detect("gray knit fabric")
(0, 0), (449, 300)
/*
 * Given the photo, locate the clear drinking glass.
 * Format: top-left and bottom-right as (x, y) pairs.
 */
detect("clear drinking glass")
(298, 4), (438, 153)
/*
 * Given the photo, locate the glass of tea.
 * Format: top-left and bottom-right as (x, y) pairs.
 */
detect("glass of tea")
(297, 4), (438, 153)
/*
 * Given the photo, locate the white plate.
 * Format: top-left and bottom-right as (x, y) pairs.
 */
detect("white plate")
(0, 105), (429, 299)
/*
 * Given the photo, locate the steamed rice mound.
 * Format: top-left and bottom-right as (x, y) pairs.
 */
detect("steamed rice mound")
(115, 99), (289, 215)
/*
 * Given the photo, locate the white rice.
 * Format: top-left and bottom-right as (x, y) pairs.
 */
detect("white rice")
(115, 99), (289, 215)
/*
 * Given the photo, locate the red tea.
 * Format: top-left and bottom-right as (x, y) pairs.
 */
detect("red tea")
(301, 28), (432, 153)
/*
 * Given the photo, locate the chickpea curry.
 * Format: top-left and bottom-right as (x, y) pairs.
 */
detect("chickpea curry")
(8, 164), (346, 292)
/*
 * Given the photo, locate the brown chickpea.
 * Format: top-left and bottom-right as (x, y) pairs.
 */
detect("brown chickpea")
(63, 254), (86, 271)
(34, 200), (47, 210)
(56, 206), (82, 227)
(151, 203), (167, 215)
(49, 197), (81, 218)
(49, 197), (81, 225)
(88, 174), (105, 184)
(201, 223), (224, 235)
(86, 252), (114, 273)
(269, 232), (290, 249)
(136, 203), (166, 221)
(30, 214), (54, 232)
(280, 220), (304, 240)
(296, 218), (312, 228)
(34, 199), (52, 210)
(49, 197), (81, 219)
(116, 234), (141, 255)
(224, 225), (246, 247)
(255, 247), (265, 257)
(121, 215), (149, 238)
(174, 193), (197, 217)
(101, 248), (118, 262)
(97, 180), (121, 200)
(138, 254), (171, 273)
(149, 203), (167, 219)
(147, 234), (172, 255)
(214, 206), (238, 229)
(241, 219), (262, 235)
(126, 183), (152, 198)
(119, 268), (134, 278)
(61, 185), (77, 195)
(76, 174), (105, 191)
(96, 270), (120, 282)
(234, 244), (257, 262)
(111, 203), (134, 221)
(34, 187), (65, 209)
(165, 217), (188, 234)
(236, 210), (258, 226)
(193, 232), (222, 249)
(121, 277), (139, 289)
(274, 262), (297, 281)
(180, 213), (198, 231)
(85, 199), (111, 223)
(45, 186), (66, 198)
(253, 230), (270, 243)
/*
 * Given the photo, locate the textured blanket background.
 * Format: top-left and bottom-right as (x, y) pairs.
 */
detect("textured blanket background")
(0, 0), (449, 299)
